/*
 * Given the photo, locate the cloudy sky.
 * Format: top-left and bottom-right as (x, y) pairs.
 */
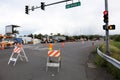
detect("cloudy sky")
(0, 0), (120, 36)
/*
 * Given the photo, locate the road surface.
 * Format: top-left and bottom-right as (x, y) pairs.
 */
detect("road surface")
(0, 41), (113, 80)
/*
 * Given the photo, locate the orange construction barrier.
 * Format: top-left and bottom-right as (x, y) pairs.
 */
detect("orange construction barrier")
(46, 50), (61, 72)
(13, 45), (22, 53)
(48, 50), (60, 57)
(8, 43), (28, 66)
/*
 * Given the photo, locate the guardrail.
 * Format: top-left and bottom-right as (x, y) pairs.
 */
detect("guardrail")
(97, 48), (120, 69)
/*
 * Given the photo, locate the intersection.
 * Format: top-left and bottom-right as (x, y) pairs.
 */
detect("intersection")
(0, 41), (113, 80)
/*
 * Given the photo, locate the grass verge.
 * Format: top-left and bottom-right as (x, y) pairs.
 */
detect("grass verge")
(94, 41), (120, 79)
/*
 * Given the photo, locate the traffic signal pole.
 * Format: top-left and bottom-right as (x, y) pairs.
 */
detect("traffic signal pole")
(105, 0), (110, 55)
(45, 0), (72, 7)
(25, 0), (72, 12)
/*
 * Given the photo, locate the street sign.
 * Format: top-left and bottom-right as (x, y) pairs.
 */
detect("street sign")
(66, 1), (81, 9)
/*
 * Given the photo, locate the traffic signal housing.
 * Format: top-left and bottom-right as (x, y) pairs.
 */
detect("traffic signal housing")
(41, 2), (45, 10)
(109, 25), (115, 30)
(103, 11), (108, 23)
(25, 5), (29, 14)
(103, 25), (107, 30)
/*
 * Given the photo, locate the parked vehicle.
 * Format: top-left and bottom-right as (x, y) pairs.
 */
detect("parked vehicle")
(18, 37), (33, 44)
(53, 36), (66, 42)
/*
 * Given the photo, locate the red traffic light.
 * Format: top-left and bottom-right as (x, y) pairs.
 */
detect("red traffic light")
(103, 10), (108, 23)
(103, 10), (108, 15)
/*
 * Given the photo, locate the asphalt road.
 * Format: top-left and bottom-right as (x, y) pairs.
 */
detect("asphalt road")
(0, 41), (113, 80)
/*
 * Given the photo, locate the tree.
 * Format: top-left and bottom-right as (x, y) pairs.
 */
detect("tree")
(57, 33), (61, 36)
(28, 34), (33, 38)
(110, 35), (120, 41)
(37, 33), (43, 39)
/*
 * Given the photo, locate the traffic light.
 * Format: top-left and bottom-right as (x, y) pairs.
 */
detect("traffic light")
(103, 25), (107, 30)
(25, 5), (29, 14)
(41, 2), (45, 10)
(103, 10), (108, 23)
(109, 25), (115, 30)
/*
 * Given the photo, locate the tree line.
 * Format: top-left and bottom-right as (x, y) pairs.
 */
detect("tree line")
(25, 33), (103, 41)
(110, 35), (120, 42)
(24, 33), (120, 42)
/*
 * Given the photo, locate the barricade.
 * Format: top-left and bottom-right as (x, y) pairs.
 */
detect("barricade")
(8, 43), (28, 66)
(46, 50), (61, 72)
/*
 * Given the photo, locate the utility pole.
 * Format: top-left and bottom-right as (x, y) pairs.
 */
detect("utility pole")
(105, 0), (110, 55)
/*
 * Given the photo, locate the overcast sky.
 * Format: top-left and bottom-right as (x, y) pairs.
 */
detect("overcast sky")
(0, 0), (120, 36)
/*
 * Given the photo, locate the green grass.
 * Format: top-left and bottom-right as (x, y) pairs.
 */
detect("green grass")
(99, 41), (120, 61)
(110, 41), (120, 49)
(95, 41), (120, 79)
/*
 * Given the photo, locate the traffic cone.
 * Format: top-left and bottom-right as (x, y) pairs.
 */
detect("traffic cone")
(48, 43), (53, 51)
(61, 42), (64, 48)
(1, 44), (5, 50)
